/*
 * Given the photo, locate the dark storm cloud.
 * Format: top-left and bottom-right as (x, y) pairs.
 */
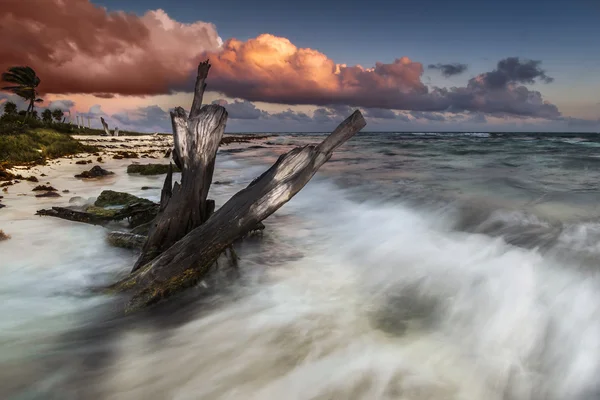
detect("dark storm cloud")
(428, 63), (468, 77)
(482, 57), (554, 89)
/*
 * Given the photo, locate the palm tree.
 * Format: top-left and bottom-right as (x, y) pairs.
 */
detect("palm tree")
(41, 109), (52, 123)
(2, 101), (17, 116)
(51, 109), (64, 123)
(1, 66), (43, 119)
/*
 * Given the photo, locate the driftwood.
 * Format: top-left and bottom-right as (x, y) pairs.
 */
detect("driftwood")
(100, 117), (118, 136)
(36, 202), (159, 228)
(112, 109), (366, 311)
(132, 60), (226, 271)
(36, 207), (114, 225)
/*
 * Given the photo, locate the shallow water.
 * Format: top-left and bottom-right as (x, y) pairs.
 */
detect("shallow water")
(0, 132), (599, 399)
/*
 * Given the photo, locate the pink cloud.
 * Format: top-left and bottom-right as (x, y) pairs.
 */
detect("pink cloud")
(0, 0), (221, 95)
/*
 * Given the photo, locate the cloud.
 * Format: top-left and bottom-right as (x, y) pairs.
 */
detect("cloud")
(482, 57), (553, 89)
(270, 109), (313, 123)
(47, 99), (75, 111)
(211, 99), (268, 119)
(428, 63), (468, 77)
(0, 92), (29, 111)
(78, 104), (106, 118)
(112, 105), (170, 130)
(200, 35), (560, 118)
(93, 93), (116, 99)
(410, 111), (446, 121)
(0, 0), (221, 96)
(363, 108), (398, 119)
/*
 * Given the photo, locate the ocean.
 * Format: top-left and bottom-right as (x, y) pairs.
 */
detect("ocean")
(0, 131), (599, 399)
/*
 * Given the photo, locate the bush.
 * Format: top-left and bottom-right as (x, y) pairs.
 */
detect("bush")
(0, 128), (98, 164)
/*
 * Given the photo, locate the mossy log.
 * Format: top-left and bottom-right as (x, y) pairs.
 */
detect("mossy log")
(112, 109), (366, 311)
(36, 191), (159, 228)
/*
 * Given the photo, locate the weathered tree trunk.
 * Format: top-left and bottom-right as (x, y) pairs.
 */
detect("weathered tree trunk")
(112, 110), (366, 311)
(132, 60), (227, 271)
(100, 117), (111, 136)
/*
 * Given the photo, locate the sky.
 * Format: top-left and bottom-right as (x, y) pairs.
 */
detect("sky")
(1, 0), (599, 133)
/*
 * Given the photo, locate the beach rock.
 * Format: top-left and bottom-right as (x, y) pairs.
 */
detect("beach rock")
(0, 230), (10, 241)
(0, 182), (12, 188)
(62, 190), (70, 193)
(0, 165), (15, 181)
(94, 190), (154, 207)
(126, 163), (180, 175)
(116, 151), (138, 159)
(32, 185), (57, 192)
(141, 186), (159, 190)
(75, 160), (88, 165)
(106, 231), (147, 250)
(97, 157), (103, 162)
(35, 191), (61, 198)
(74, 165), (114, 179)
(25, 176), (39, 182)
(213, 180), (233, 185)
(112, 155), (124, 160)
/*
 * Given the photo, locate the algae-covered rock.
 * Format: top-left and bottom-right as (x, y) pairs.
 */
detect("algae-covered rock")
(94, 190), (153, 207)
(106, 231), (147, 249)
(85, 205), (118, 217)
(75, 165), (114, 179)
(127, 163), (181, 175)
(35, 191), (61, 198)
(32, 185), (57, 192)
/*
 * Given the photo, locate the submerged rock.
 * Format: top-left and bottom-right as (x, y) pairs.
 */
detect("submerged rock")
(32, 185), (57, 192)
(74, 165), (114, 179)
(35, 191), (61, 198)
(127, 163), (180, 175)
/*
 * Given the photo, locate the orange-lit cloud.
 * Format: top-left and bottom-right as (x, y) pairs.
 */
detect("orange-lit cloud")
(0, 0), (221, 96)
(202, 34), (427, 109)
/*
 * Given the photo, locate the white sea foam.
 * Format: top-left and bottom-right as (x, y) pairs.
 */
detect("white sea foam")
(1, 139), (600, 399)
